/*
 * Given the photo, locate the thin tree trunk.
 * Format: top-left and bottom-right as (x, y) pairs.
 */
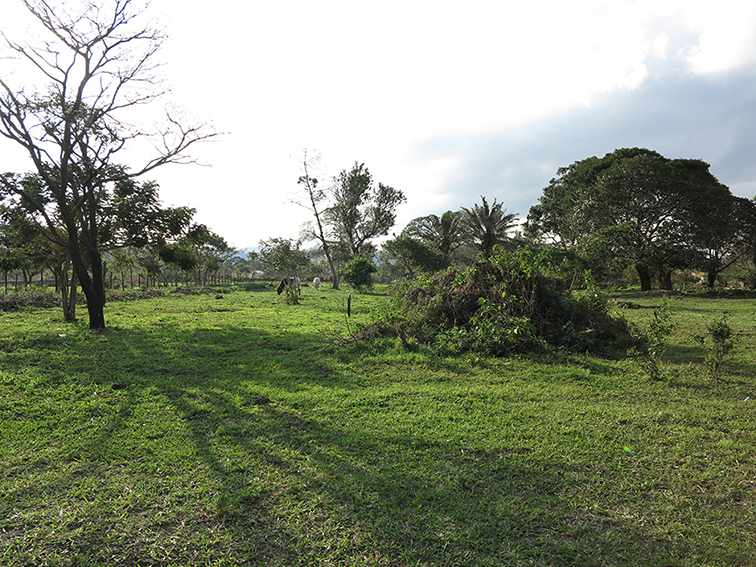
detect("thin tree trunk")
(302, 158), (339, 289)
(636, 263), (652, 292)
(707, 271), (717, 290)
(657, 269), (673, 291)
(55, 263), (78, 322)
(62, 269), (77, 322)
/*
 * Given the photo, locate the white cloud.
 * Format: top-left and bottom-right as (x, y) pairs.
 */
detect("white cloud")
(1, 0), (755, 246)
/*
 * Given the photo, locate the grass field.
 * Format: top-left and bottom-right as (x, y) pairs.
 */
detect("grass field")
(0, 286), (753, 566)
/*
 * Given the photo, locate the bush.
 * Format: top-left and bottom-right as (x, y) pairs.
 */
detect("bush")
(106, 288), (166, 302)
(694, 313), (736, 383)
(342, 257), (377, 290)
(283, 284), (300, 305)
(0, 288), (59, 311)
(368, 247), (633, 356)
(632, 301), (674, 380)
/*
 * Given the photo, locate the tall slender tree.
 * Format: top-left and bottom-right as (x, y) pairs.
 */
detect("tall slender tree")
(296, 151), (339, 288)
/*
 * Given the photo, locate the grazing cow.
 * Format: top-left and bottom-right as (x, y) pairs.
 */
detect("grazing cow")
(312, 277), (321, 289)
(277, 275), (302, 296)
(276, 278), (288, 295)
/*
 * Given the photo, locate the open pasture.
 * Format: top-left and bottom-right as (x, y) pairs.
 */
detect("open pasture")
(0, 288), (753, 565)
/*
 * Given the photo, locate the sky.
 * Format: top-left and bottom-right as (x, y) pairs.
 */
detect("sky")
(2, 1), (756, 248)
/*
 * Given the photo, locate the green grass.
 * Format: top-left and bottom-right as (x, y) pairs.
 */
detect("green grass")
(0, 287), (753, 565)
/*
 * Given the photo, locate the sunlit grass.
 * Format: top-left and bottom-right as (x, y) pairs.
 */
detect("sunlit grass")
(0, 287), (753, 565)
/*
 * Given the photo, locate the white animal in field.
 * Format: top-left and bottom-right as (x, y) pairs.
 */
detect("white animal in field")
(312, 277), (321, 289)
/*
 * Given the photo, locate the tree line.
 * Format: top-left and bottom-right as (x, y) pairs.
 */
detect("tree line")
(266, 147), (755, 293)
(3, 2), (754, 331)
(257, 152), (522, 288)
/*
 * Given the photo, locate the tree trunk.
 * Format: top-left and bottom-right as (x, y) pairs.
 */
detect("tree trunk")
(657, 269), (673, 291)
(707, 270), (717, 290)
(84, 259), (106, 331)
(63, 271), (77, 322)
(636, 263), (652, 291)
(69, 246), (107, 331)
(328, 255), (339, 289)
(54, 263), (78, 322)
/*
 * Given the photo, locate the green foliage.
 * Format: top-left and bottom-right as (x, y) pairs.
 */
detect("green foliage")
(283, 284), (300, 305)
(342, 256), (376, 290)
(633, 301), (674, 380)
(325, 162), (406, 256)
(694, 314), (736, 383)
(462, 196), (518, 256)
(375, 247), (632, 356)
(526, 148), (745, 291)
(159, 243), (198, 272)
(381, 234), (447, 278)
(0, 286), (168, 312)
(0, 287), (59, 311)
(403, 210), (465, 262)
(258, 237), (310, 278)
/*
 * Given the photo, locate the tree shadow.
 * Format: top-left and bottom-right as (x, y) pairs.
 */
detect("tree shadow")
(0, 320), (736, 564)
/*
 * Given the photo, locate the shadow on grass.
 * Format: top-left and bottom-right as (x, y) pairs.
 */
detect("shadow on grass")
(0, 321), (702, 564)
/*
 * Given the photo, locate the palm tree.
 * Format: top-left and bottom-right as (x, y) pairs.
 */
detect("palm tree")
(462, 196), (518, 256)
(404, 210), (465, 263)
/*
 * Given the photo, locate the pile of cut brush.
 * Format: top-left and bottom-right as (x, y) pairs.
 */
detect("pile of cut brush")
(365, 248), (634, 356)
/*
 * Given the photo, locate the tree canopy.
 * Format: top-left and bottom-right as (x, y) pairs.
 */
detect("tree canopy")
(526, 148), (749, 290)
(325, 162), (406, 257)
(462, 196), (518, 256)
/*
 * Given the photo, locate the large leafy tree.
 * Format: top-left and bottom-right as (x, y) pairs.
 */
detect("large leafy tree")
(0, 0), (214, 329)
(462, 196), (518, 256)
(689, 192), (756, 288)
(527, 148), (729, 291)
(325, 162), (406, 257)
(403, 210), (465, 263)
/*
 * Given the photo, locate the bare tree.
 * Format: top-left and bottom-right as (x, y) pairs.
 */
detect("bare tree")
(296, 150), (339, 288)
(0, 0), (216, 329)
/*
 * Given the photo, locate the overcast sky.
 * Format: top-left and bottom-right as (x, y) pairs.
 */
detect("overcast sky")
(2, 1), (755, 248)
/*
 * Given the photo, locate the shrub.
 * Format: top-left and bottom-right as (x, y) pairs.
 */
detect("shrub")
(106, 288), (166, 302)
(368, 247), (633, 356)
(283, 284), (300, 305)
(694, 313), (736, 383)
(0, 288), (59, 311)
(342, 257), (376, 290)
(632, 301), (674, 380)
(242, 281), (273, 292)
